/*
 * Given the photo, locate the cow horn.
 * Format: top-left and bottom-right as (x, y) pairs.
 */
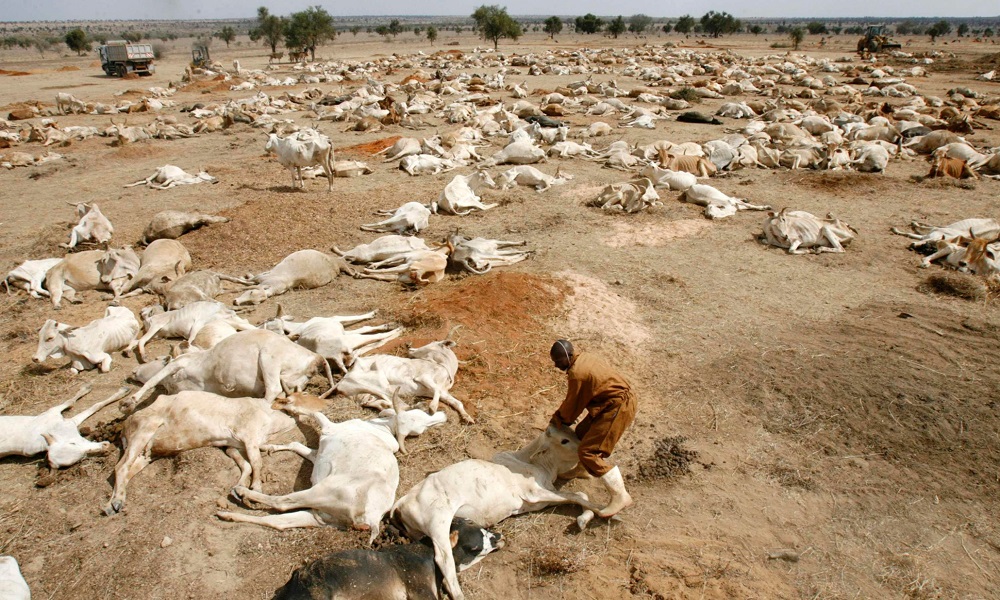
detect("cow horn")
(390, 387), (404, 416)
(445, 324), (462, 341)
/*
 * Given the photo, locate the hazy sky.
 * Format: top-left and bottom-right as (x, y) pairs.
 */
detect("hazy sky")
(2, 0), (996, 22)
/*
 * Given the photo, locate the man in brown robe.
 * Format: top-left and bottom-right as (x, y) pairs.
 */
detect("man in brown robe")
(549, 339), (636, 517)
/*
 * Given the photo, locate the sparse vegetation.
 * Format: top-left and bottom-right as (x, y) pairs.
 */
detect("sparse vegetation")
(790, 27), (805, 50)
(471, 5), (522, 50)
(543, 16), (562, 40)
(64, 28), (90, 55)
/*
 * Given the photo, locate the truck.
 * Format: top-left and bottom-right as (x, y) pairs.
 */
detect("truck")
(856, 26), (902, 54)
(97, 41), (155, 77)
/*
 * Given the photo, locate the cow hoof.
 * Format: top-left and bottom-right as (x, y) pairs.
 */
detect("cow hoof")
(103, 501), (123, 516)
(216, 511), (235, 522)
(230, 486), (248, 502)
(577, 511), (595, 530)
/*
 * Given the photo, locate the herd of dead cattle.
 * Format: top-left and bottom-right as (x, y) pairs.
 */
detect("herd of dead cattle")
(1, 41), (1000, 598)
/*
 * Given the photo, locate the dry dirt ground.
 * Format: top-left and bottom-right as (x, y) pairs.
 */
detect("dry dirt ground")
(2, 30), (1000, 600)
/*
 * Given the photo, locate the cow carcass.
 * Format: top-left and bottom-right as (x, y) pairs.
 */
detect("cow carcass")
(124, 165), (218, 190)
(63, 203), (113, 249)
(680, 184), (771, 219)
(589, 178), (661, 214)
(127, 300), (254, 362)
(33, 306), (140, 373)
(264, 310), (403, 374)
(234, 250), (355, 306)
(391, 424), (602, 600)
(122, 239), (192, 294)
(431, 171), (498, 215)
(3, 258), (62, 298)
(141, 211), (230, 244)
(332, 235), (432, 265)
(103, 391), (298, 515)
(123, 329), (337, 412)
(448, 234), (532, 274)
(218, 393), (446, 539)
(360, 202), (432, 235)
(760, 209), (858, 254)
(0, 385), (127, 468)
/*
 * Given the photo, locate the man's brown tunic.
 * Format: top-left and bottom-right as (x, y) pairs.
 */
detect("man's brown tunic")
(550, 352), (637, 476)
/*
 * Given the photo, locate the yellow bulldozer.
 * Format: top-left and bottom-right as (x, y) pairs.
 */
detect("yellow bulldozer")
(191, 45), (211, 68)
(857, 25), (902, 54)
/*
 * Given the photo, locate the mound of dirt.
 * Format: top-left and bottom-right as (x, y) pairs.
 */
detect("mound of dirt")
(392, 271), (567, 414)
(633, 436), (698, 482)
(340, 136), (401, 157)
(557, 271), (652, 351)
(57, 66), (80, 72)
(0, 69), (32, 76)
(919, 271), (989, 301)
(793, 171), (886, 196)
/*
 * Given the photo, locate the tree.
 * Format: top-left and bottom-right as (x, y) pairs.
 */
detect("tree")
(957, 23), (969, 37)
(216, 25), (236, 48)
(544, 16), (563, 40)
(33, 36), (51, 55)
(284, 5), (336, 61)
(575, 13), (604, 34)
(250, 7), (286, 54)
(471, 5), (522, 50)
(674, 15), (695, 35)
(700, 11), (740, 38)
(807, 21), (827, 35)
(350, 26), (361, 36)
(413, 27), (422, 36)
(790, 27), (804, 50)
(750, 24), (763, 36)
(927, 20), (951, 42)
(628, 14), (653, 35)
(661, 22), (673, 34)
(388, 19), (404, 37)
(374, 25), (389, 38)
(121, 31), (141, 43)
(426, 26), (438, 44)
(64, 28), (90, 55)
(985, 28), (995, 38)
(608, 16), (626, 39)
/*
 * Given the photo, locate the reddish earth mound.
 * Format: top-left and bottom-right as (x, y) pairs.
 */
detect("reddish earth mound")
(390, 272), (568, 417)
(0, 69), (32, 76)
(57, 65), (80, 72)
(340, 136), (401, 157)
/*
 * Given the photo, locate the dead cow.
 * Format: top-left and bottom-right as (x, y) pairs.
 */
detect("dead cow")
(391, 424), (603, 600)
(760, 208), (858, 254)
(332, 235), (431, 265)
(141, 211), (230, 244)
(63, 202), (113, 249)
(264, 310), (403, 374)
(122, 239), (192, 295)
(3, 258), (62, 298)
(360, 202), (432, 235)
(103, 391), (299, 515)
(269, 519), (500, 600)
(122, 329), (338, 413)
(234, 250), (356, 306)
(154, 270), (253, 311)
(33, 306), (140, 373)
(218, 392), (446, 538)
(0, 385), (128, 468)
(927, 156), (978, 179)
(448, 234), (532, 274)
(124, 165), (219, 190)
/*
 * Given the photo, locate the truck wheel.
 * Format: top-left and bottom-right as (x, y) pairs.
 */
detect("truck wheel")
(117, 65), (126, 78)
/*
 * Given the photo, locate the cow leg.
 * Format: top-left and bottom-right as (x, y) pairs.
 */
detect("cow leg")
(816, 226), (847, 253)
(29, 274), (51, 297)
(216, 509), (324, 530)
(890, 227), (925, 240)
(230, 484), (328, 512)
(786, 240), (806, 255)
(332, 311), (377, 326)
(920, 246), (956, 268)
(735, 200), (771, 212)
(104, 422), (162, 515)
(426, 516), (466, 600)
(243, 442), (266, 491)
(48, 384), (93, 416)
(354, 272), (400, 282)
(225, 447), (253, 488)
(420, 381), (473, 424)
(261, 442), (316, 463)
(69, 387), (129, 427)
(257, 347), (285, 402)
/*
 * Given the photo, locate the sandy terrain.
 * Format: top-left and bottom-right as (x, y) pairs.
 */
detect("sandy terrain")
(1, 29), (1000, 600)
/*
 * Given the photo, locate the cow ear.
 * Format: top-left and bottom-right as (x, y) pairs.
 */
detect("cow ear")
(450, 530), (459, 548)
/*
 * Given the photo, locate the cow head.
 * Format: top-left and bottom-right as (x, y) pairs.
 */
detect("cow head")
(33, 319), (72, 363)
(450, 518), (504, 572)
(525, 423), (583, 478)
(97, 246), (139, 285)
(43, 432), (113, 469)
(234, 286), (272, 306)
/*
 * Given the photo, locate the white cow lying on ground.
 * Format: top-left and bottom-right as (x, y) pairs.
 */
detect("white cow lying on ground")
(392, 424), (604, 600)
(122, 239), (192, 295)
(333, 235), (431, 264)
(33, 306), (140, 373)
(336, 337), (472, 423)
(46, 250), (127, 309)
(153, 270), (252, 310)
(399, 154), (457, 176)
(265, 129), (335, 191)
(484, 140), (546, 166)
(431, 171), (498, 215)
(123, 329), (337, 412)
(497, 166), (571, 192)
(914, 236), (1000, 274)
(680, 184), (771, 219)
(891, 218), (1000, 249)
(218, 392), (446, 539)
(264, 310), (403, 374)
(3, 258), (62, 298)
(360, 202), (432, 235)
(589, 178), (661, 213)
(639, 165), (698, 191)
(127, 300), (254, 362)
(355, 246), (450, 286)
(63, 203), (113, 249)
(234, 250), (356, 306)
(0, 556), (30, 600)
(141, 211), (230, 244)
(0, 385), (127, 468)
(448, 234), (532, 274)
(103, 391), (300, 515)
(375, 137), (421, 162)
(124, 165), (218, 189)
(760, 209), (858, 254)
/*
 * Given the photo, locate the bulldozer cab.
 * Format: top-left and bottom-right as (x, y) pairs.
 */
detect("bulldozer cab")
(191, 45), (210, 68)
(858, 25), (901, 54)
